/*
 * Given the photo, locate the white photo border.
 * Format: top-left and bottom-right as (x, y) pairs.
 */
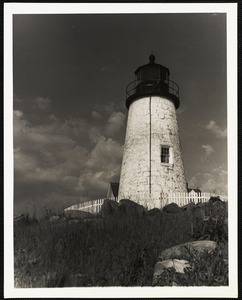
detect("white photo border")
(4, 2), (238, 298)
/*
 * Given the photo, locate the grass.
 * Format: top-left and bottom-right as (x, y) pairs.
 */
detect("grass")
(14, 202), (228, 287)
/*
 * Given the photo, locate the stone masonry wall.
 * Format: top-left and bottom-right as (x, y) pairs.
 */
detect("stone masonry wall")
(118, 96), (186, 204)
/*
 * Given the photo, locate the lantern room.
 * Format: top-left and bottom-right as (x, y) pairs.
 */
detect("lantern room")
(126, 54), (180, 109)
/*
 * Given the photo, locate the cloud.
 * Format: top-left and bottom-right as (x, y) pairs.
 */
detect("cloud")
(92, 111), (102, 120)
(206, 120), (227, 139)
(13, 101), (125, 214)
(76, 135), (123, 198)
(104, 111), (126, 137)
(188, 168), (227, 195)
(202, 144), (214, 157)
(34, 97), (51, 110)
(94, 102), (115, 115)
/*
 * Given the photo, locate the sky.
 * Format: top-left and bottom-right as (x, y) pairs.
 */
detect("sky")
(13, 13), (227, 215)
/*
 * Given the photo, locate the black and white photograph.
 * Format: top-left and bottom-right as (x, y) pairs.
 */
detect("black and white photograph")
(4, 3), (237, 298)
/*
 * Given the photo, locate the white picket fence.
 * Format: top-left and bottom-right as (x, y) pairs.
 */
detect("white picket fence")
(64, 192), (228, 215)
(64, 198), (105, 214)
(160, 192), (212, 207)
(119, 192), (228, 210)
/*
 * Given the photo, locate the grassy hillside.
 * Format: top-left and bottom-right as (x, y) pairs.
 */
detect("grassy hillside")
(14, 200), (228, 287)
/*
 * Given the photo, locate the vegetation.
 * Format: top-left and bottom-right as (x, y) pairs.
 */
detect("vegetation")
(14, 203), (228, 287)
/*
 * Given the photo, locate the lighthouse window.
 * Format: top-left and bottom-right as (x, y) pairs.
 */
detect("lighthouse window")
(140, 68), (160, 81)
(161, 146), (170, 163)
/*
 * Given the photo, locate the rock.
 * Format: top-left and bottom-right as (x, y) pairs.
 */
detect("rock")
(14, 214), (38, 226)
(161, 209), (191, 245)
(193, 205), (207, 221)
(153, 259), (190, 285)
(163, 203), (182, 213)
(173, 259), (191, 273)
(147, 208), (161, 216)
(210, 201), (227, 218)
(118, 199), (145, 218)
(154, 259), (190, 275)
(182, 202), (195, 210)
(64, 210), (94, 220)
(146, 208), (161, 222)
(48, 216), (67, 226)
(191, 204), (210, 234)
(159, 240), (217, 260)
(100, 199), (119, 218)
(209, 196), (222, 203)
(49, 215), (60, 223)
(153, 260), (174, 277)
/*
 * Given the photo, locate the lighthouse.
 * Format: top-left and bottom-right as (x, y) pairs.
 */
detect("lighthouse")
(118, 55), (186, 206)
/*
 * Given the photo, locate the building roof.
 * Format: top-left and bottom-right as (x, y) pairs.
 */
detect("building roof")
(109, 182), (119, 198)
(187, 188), (202, 194)
(134, 54), (170, 76)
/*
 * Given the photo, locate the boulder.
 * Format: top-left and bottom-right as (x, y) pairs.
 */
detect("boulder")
(191, 204), (210, 234)
(147, 208), (161, 216)
(48, 216), (67, 226)
(14, 214), (38, 226)
(182, 202), (195, 211)
(159, 240), (217, 260)
(64, 210), (94, 220)
(100, 199), (119, 218)
(163, 203), (182, 213)
(161, 208), (190, 245)
(49, 215), (60, 223)
(146, 208), (161, 222)
(210, 200), (227, 218)
(193, 205), (207, 221)
(118, 199), (145, 218)
(153, 259), (190, 285)
(209, 196), (222, 203)
(154, 259), (190, 275)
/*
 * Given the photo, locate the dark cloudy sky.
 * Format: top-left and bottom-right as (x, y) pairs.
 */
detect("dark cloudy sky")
(13, 13), (227, 214)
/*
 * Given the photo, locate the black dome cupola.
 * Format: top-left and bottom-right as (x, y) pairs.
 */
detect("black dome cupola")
(126, 55), (180, 109)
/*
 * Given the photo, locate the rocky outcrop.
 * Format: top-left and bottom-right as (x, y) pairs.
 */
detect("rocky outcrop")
(181, 202), (196, 210)
(163, 203), (183, 213)
(209, 196), (222, 203)
(49, 215), (61, 223)
(153, 259), (190, 285)
(159, 240), (217, 260)
(210, 200), (227, 219)
(118, 199), (145, 218)
(100, 199), (119, 218)
(14, 214), (38, 226)
(146, 208), (161, 223)
(153, 240), (218, 285)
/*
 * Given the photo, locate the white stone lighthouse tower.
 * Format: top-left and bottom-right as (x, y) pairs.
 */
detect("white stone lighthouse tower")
(118, 55), (186, 205)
